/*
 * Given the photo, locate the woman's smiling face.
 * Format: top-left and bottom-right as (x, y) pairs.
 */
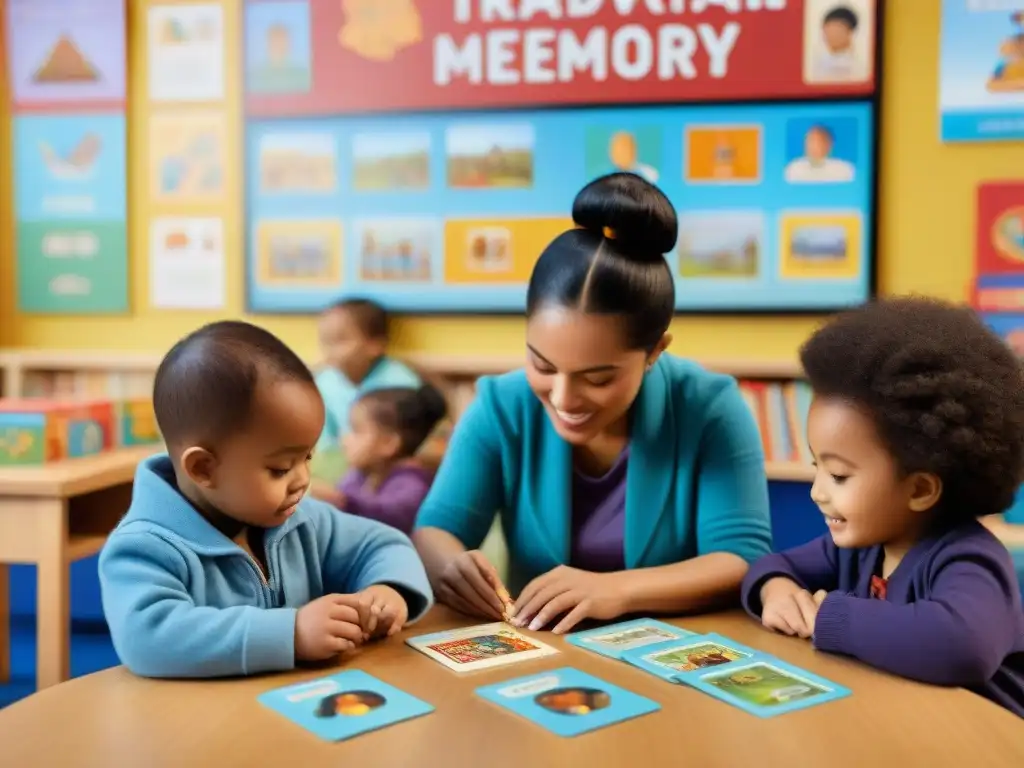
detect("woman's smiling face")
(525, 307), (666, 445)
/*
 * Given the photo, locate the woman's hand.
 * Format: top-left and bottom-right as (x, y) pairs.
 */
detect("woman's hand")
(511, 566), (627, 634)
(436, 549), (512, 620)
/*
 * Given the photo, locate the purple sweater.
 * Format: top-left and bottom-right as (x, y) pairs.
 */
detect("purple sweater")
(741, 522), (1024, 718)
(337, 465), (433, 536)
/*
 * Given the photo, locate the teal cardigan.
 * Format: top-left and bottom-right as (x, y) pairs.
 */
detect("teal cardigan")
(416, 355), (773, 593)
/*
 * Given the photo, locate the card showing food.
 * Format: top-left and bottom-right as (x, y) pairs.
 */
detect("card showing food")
(405, 622), (560, 672)
(565, 618), (694, 660)
(622, 633), (762, 681)
(476, 666), (660, 738)
(680, 659), (851, 717)
(257, 670), (434, 741)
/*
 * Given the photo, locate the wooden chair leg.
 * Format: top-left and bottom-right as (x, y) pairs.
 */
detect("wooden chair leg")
(0, 564), (10, 683)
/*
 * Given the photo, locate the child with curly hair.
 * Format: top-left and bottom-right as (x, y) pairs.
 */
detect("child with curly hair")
(741, 297), (1024, 718)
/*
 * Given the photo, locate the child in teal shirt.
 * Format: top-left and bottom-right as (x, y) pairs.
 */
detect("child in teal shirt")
(316, 298), (420, 450)
(99, 320), (432, 678)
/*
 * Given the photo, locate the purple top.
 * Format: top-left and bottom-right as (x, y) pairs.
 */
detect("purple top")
(337, 465), (433, 535)
(570, 448), (629, 573)
(741, 522), (1024, 719)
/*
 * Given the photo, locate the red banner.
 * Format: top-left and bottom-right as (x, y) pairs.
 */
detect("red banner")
(244, 0), (877, 117)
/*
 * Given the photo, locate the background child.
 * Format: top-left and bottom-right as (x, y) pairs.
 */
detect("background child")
(316, 297), (420, 450)
(322, 384), (447, 535)
(99, 320), (433, 679)
(740, 297), (1024, 718)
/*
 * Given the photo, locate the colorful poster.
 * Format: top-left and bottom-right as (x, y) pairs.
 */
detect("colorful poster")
(147, 2), (225, 102)
(245, 100), (875, 313)
(15, 221), (128, 313)
(149, 110), (227, 203)
(14, 114), (126, 220)
(243, 0), (877, 117)
(13, 114), (128, 313)
(149, 217), (226, 309)
(940, 2), (1024, 142)
(5, 0), (126, 110)
(972, 181), (1024, 313)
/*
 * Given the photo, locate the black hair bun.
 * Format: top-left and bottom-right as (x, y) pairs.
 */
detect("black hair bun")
(415, 383), (448, 426)
(572, 172), (678, 263)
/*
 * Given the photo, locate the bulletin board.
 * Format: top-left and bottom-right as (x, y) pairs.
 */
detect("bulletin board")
(4, 0), (129, 314)
(242, 0), (883, 315)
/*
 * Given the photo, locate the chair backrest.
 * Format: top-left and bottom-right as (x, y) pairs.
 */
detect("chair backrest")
(1006, 486), (1024, 526)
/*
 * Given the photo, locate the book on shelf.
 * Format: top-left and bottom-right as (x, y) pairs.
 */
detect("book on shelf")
(20, 369), (154, 400)
(737, 378), (813, 467)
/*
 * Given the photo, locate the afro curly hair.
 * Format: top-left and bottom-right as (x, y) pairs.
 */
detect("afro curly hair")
(799, 296), (1024, 521)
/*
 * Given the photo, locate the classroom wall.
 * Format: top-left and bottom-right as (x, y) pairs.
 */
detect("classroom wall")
(2, 1), (1023, 361)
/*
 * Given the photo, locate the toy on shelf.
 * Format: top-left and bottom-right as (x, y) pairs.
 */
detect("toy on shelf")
(0, 399), (116, 466)
(118, 397), (161, 447)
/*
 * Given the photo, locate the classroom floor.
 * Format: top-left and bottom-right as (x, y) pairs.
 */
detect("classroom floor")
(0, 618), (118, 710)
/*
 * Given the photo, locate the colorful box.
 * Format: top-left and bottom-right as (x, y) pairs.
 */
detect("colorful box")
(0, 399), (115, 466)
(118, 398), (161, 447)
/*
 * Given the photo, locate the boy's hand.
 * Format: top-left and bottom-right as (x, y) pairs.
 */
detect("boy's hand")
(759, 577), (820, 639)
(294, 594), (365, 662)
(333, 586), (409, 640)
(358, 584), (409, 639)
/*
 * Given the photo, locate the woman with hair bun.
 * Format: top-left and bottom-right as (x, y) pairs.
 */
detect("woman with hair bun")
(414, 173), (772, 633)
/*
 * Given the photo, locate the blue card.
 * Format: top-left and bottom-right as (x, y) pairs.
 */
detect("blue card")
(678, 658), (851, 717)
(258, 670), (434, 741)
(476, 667), (660, 737)
(622, 633), (763, 682)
(565, 618), (693, 660)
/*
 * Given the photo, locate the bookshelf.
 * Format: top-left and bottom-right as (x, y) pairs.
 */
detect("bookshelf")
(0, 350), (815, 482)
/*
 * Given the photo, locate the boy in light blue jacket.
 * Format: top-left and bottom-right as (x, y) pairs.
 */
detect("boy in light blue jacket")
(99, 320), (433, 679)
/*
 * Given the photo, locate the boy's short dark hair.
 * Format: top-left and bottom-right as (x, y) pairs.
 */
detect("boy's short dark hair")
(824, 6), (858, 30)
(800, 297), (1024, 520)
(326, 297), (389, 341)
(154, 320), (315, 450)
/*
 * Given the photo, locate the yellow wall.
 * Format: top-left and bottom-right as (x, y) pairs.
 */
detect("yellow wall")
(2, 2), (1021, 361)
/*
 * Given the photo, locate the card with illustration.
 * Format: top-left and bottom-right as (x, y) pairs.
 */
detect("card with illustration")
(406, 622), (559, 673)
(622, 633), (761, 682)
(257, 670), (433, 741)
(565, 618), (694, 660)
(680, 660), (851, 718)
(476, 667), (660, 738)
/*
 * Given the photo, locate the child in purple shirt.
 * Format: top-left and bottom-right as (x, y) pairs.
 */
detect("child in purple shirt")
(741, 297), (1024, 719)
(327, 384), (447, 535)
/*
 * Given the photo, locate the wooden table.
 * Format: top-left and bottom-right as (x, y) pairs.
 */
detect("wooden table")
(0, 609), (1020, 766)
(0, 446), (158, 689)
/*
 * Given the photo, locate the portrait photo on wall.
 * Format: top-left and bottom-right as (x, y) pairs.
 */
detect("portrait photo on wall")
(783, 117), (858, 183)
(245, 0), (312, 95)
(585, 127), (662, 184)
(802, 0), (875, 86)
